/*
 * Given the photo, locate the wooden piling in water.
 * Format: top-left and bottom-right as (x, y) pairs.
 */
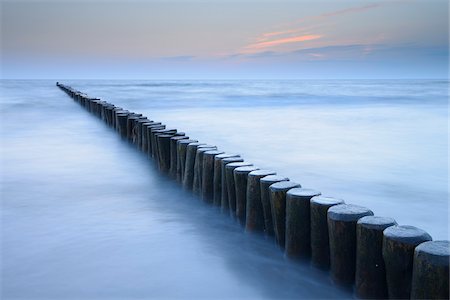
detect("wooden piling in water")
(245, 170), (276, 233)
(57, 83), (448, 299)
(201, 150), (224, 203)
(225, 161), (252, 217)
(382, 225), (432, 299)
(269, 181), (301, 248)
(327, 204), (374, 285)
(411, 240), (449, 300)
(355, 216), (397, 299)
(169, 135), (189, 178)
(234, 166), (259, 226)
(260, 175), (289, 237)
(220, 157), (244, 213)
(176, 139), (198, 183)
(193, 145), (217, 195)
(285, 188), (321, 258)
(310, 196), (345, 269)
(182, 142), (205, 190)
(213, 153), (240, 207)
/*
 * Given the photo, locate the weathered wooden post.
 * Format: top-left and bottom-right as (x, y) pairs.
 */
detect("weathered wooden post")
(176, 139), (198, 183)
(157, 134), (176, 173)
(225, 162), (252, 217)
(234, 166), (259, 226)
(192, 145), (217, 195)
(213, 154), (240, 207)
(269, 181), (301, 247)
(245, 170), (276, 233)
(310, 196), (345, 269)
(182, 142), (205, 190)
(411, 240), (449, 300)
(355, 216), (397, 299)
(260, 175), (289, 237)
(146, 124), (165, 156)
(201, 150), (224, 203)
(285, 188), (321, 258)
(382, 225), (432, 299)
(327, 204), (374, 285)
(169, 135), (189, 178)
(116, 113), (130, 138)
(220, 157), (244, 213)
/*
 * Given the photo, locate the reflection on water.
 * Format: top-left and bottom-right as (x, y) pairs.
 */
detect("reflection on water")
(1, 79), (448, 299)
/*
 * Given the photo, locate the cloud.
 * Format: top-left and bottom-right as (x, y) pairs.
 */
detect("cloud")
(318, 3), (380, 18)
(244, 34), (323, 51)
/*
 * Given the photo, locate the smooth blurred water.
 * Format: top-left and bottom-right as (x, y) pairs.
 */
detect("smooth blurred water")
(1, 79), (448, 299)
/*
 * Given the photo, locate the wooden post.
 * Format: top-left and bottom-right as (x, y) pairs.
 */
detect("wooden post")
(176, 139), (198, 183)
(382, 225), (432, 299)
(220, 157), (244, 213)
(234, 166), (259, 225)
(310, 196), (344, 269)
(245, 170), (276, 233)
(192, 145), (217, 195)
(182, 142), (205, 190)
(269, 181), (301, 247)
(213, 153), (240, 207)
(285, 188), (321, 258)
(225, 162), (252, 217)
(201, 150), (224, 203)
(260, 175), (289, 237)
(411, 240), (449, 299)
(327, 204), (374, 285)
(355, 216), (397, 299)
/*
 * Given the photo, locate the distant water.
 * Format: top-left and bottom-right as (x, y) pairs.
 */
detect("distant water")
(1, 79), (448, 299)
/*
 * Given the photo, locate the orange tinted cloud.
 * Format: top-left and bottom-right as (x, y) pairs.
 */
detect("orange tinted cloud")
(246, 34), (322, 50)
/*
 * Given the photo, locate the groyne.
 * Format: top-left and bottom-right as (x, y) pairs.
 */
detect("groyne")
(56, 82), (449, 299)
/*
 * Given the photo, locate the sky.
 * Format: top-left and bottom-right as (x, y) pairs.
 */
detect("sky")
(1, 0), (448, 79)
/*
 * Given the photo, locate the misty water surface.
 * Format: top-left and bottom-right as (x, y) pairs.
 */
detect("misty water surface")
(1, 79), (448, 299)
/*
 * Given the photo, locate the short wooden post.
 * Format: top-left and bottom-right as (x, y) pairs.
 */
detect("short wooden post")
(192, 145), (217, 195)
(225, 162), (252, 217)
(182, 142), (205, 190)
(310, 196), (344, 269)
(260, 175), (289, 237)
(213, 154), (240, 207)
(355, 216), (397, 299)
(176, 139), (197, 183)
(169, 135), (189, 178)
(269, 181), (301, 247)
(234, 166), (259, 225)
(285, 188), (321, 258)
(411, 240), (449, 299)
(327, 204), (374, 285)
(382, 225), (432, 299)
(201, 150), (224, 203)
(220, 157), (244, 213)
(245, 170), (276, 233)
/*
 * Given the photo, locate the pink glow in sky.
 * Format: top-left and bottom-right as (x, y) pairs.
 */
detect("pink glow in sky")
(1, 0), (448, 79)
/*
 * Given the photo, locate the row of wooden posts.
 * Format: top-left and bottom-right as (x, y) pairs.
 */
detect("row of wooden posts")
(57, 82), (448, 300)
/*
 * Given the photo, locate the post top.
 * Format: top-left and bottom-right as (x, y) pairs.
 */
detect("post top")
(226, 162), (252, 168)
(415, 240), (449, 266)
(248, 169), (276, 177)
(310, 196), (344, 206)
(234, 166), (259, 173)
(204, 150), (224, 156)
(328, 204), (373, 222)
(222, 157), (244, 163)
(357, 216), (397, 230)
(215, 153), (240, 159)
(383, 225), (432, 245)
(269, 181), (301, 191)
(287, 187), (321, 198)
(260, 175), (289, 184)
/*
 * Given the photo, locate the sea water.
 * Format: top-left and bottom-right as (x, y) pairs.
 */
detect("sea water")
(1, 79), (448, 299)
